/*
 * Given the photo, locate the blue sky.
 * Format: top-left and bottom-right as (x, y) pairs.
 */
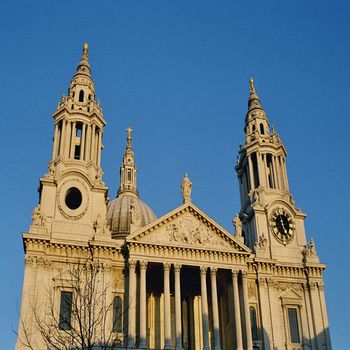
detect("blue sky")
(1, 1), (349, 348)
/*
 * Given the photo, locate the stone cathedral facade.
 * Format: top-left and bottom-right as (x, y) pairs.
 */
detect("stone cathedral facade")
(16, 44), (332, 350)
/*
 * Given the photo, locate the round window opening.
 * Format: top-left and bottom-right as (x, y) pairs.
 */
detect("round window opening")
(65, 187), (82, 210)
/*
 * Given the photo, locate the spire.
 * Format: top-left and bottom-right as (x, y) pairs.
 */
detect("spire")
(76, 43), (91, 77)
(248, 77), (262, 112)
(118, 126), (138, 197)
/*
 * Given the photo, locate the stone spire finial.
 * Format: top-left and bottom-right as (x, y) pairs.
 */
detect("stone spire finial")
(117, 126), (138, 197)
(181, 173), (192, 203)
(83, 42), (89, 56)
(76, 42), (91, 76)
(249, 77), (256, 94)
(248, 77), (262, 111)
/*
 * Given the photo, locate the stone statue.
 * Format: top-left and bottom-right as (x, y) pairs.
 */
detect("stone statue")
(232, 213), (242, 237)
(181, 173), (192, 203)
(32, 204), (45, 226)
(303, 237), (317, 257)
(94, 213), (110, 235)
(309, 237), (316, 255)
(255, 232), (268, 252)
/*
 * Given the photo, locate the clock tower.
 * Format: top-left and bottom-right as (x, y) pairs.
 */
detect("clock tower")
(235, 78), (312, 263)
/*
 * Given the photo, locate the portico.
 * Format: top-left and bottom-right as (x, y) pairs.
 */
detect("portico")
(125, 202), (251, 350)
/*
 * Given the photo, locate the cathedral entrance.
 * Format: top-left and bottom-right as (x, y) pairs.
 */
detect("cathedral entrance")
(142, 263), (232, 350)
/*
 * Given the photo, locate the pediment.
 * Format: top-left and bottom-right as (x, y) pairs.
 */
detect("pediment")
(126, 202), (250, 254)
(280, 288), (303, 305)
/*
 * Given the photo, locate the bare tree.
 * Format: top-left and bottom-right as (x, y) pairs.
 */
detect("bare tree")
(16, 254), (126, 350)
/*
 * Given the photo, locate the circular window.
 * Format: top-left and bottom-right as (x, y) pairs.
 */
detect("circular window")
(65, 187), (82, 210)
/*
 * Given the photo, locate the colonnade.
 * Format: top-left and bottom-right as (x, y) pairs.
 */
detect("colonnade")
(52, 119), (102, 165)
(127, 260), (253, 350)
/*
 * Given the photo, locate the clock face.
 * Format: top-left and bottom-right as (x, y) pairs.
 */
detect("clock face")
(270, 208), (295, 244)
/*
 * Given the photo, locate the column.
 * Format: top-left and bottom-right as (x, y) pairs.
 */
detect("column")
(70, 121), (76, 159)
(86, 124), (92, 161)
(318, 283), (332, 349)
(64, 121), (72, 158)
(232, 270), (243, 350)
(200, 266), (209, 350)
(91, 124), (96, 163)
(257, 278), (272, 350)
(139, 261), (148, 348)
(51, 123), (59, 160)
(241, 271), (253, 350)
(282, 159), (289, 191)
(309, 281), (326, 350)
(211, 267), (221, 350)
(248, 155), (255, 190)
(80, 124), (86, 161)
(97, 129), (102, 166)
(60, 120), (66, 158)
(163, 263), (171, 349)
(273, 156), (280, 189)
(174, 264), (183, 350)
(128, 260), (137, 348)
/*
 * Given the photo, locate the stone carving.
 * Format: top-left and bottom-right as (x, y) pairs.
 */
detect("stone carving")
(163, 215), (228, 248)
(95, 167), (105, 185)
(44, 161), (55, 179)
(130, 200), (141, 226)
(272, 281), (303, 293)
(232, 213), (243, 238)
(255, 232), (268, 252)
(32, 205), (46, 226)
(248, 281), (256, 298)
(181, 173), (192, 203)
(94, 213), (110, 235)
(303, 237), (317, 257)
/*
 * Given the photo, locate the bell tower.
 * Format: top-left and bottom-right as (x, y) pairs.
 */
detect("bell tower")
(30, 43), (109, 242)
(235, 79), (315, 263)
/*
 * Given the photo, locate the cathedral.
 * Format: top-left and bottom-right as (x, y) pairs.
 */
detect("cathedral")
(16, 44), (332, 350)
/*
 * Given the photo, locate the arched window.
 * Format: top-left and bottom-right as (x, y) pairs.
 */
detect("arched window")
(250, 306), (259, 341)
(79, 90), (84, 102)
(260, 123), (265, 135)
(113, 296), (123, 333)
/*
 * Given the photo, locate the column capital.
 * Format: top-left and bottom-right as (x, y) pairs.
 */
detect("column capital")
(258, 277), (267, 286)
(200, 265), (208, 275)
(140, 260), (148, 270)
(210, 267), (218, 276)
(128, 259), (136, 269)
(241, 270), (248, 279)
(163, 262), (171, 272)
(174, 263), (182, 273)
(231, 269), (239, 278)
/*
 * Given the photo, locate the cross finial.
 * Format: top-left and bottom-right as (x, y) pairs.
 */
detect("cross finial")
(126, 125), (133, 138)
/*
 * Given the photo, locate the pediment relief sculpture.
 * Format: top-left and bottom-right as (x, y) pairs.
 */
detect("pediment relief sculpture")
(132, 213), (233, 250)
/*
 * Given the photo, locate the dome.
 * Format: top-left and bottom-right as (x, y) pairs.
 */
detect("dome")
(107, 193), (156, 239)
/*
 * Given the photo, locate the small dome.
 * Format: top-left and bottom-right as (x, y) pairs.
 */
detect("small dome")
(107, 193), (156, 239)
